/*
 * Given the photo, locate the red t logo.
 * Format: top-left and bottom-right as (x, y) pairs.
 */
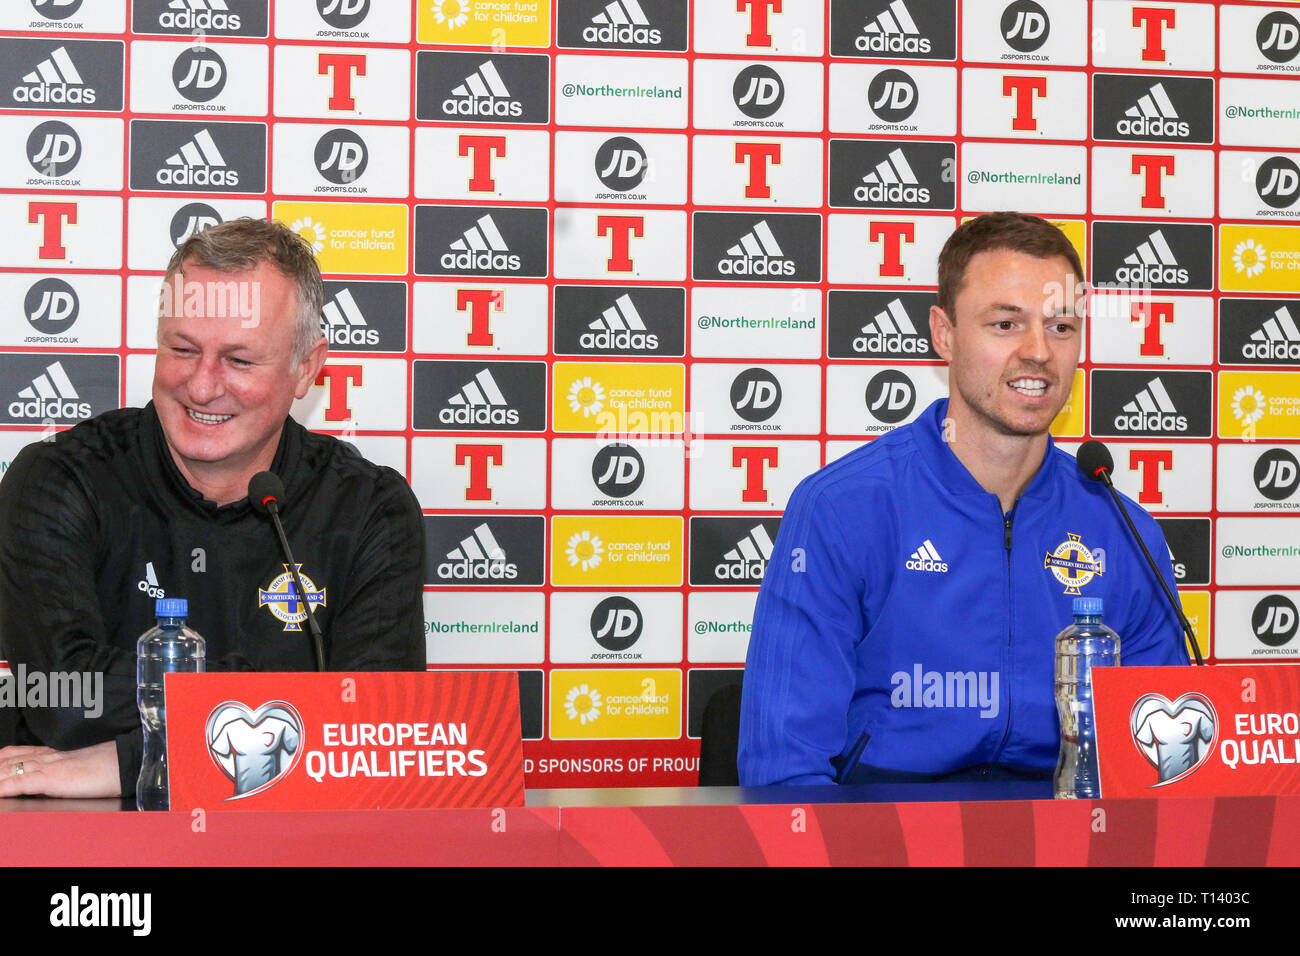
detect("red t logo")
(1002, 75), (1047, 132)
(735, 142), (781, 199)
(456, 289), (504, 348)
(318, 53), (367, 111)
(315, 365), (362, 422)
(869, 221), (914, 278)
(597, 215), (644, 272)
(1130, 448), (1173, 505)
(1131, 301), (1174, 357)
(733, 446), (778, 503)
(456, 444), (503, 502)
(28, 201), (77, 260)
(1132, 7), (1176, 61)
(459, 135), (507, 192)
(737, 0), (781, 47)
(1132, 154), (1175, 209)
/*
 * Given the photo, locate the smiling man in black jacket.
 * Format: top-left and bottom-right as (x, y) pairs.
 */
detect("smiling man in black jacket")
(0, 218), (425, 799)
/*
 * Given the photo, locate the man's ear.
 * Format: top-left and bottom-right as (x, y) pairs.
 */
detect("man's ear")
(929, 304), (954, 362)
(293, 335), (328, 399)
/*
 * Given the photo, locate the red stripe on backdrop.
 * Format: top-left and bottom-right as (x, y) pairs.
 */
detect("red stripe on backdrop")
(1152, 795), (1216, 867)
(738, 803), (831, 866)
(626, 805), (769, 866)
(1206, 795), (1275, 866)
(1087, 798), (1159, 866)
(812, 803), (909, 866)
(1267, 795), (1300, 866)
(1032, 800), (1093, 866)
(558, 806), (674, 866)
(896, 800), (965, 866)
(960, 800), (1035, 866)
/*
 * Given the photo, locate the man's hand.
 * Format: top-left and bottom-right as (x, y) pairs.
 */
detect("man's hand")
(0, 741), (122, 798)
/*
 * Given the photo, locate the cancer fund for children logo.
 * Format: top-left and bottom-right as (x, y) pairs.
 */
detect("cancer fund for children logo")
(418, 0), (550, 47)
(273, 201), (407, 275)
(549, 669), (680, 739)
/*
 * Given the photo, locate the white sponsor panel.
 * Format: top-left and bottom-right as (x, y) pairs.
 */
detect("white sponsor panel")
(410, 436), (548, 510)
(550, 592), (683, 664)
(961, 0), (1087, 65)
(272, 122), (410, 198)
(126, 197), (267, 271)
(1220, 5), (1300, 74)
(1089, 146), (1214, 218)
(126, 274), (166, 349)
(550, 437), (686, 510)
(960, 68), (1087, 140)
(130, 40), (269, 115)
(1057, 441), (1212, 512)
(828, 64), (957, 136)
(1216, 517), (1300, 585)
(826, 439), (866, 464)
(424, 591), (545, 664)
(1217, 444), (1300, 511)
(0, 1), (125, 32)
(292, 357), (407, 430)
(961, 142), (1086, 214)
(0, 116), (123, 191)
(1091, 1), (1215, 71)
(271, 45), (411, 120)
(555, 131), (687, 205)
(691, 135), (823, 208)
(412, 281), (549, 356)
(690, 363), (822, 436)
(1220, 78), (1300, 149)
(416, 128), (551, 202)
(1215, 590), (1300, 659)
(691, 287), (821, 359)
(688, 591), (757, 663)
(125, 351), (155, 408)
(692, 59), (825, 133)
(1088, 293), (1214, 366)
(343, 434), (406, 475)
(825, 363), (948, 436)
(0, 273), (121, 348)
(693, 0), (823, 55)
(275, 0), (411, 42)
(0, 195), (122, 269)
(555, 54), (688, 129)
(827, 213), (952, 286)
(688, 439), (821, 511)
(1219, 149), (1300, 219)
(553, 208), (687, 281)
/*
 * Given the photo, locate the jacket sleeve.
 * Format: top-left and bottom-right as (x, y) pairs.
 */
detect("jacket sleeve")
(738, 478), (868, 786)
(1118, 500), (1192, 667)
(323, 471), (426, 672)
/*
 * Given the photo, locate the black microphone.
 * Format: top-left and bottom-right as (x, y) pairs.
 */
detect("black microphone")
(249, 471), (325, 671)
(1076, 440), (1204, 665)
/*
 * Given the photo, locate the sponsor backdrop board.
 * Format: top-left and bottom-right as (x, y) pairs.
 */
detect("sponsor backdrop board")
(0, 0), (1296, 791)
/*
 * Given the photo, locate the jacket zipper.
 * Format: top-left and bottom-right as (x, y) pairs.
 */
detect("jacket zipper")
(991, 507), (1015, 762)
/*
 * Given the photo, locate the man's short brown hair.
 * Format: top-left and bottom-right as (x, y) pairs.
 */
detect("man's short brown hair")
(164, 218), (324, 367)
(936, 212), (1084, 321)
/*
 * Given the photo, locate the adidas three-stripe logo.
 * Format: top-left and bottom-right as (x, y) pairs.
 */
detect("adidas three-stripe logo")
(22, 46), (84, 87)
(857, 1), (932, 54)
(1114, 229), (1189, 285)
(1244, 305), (1300, 360)
(1114, 376), (1189, 432)
(1116, 82), (1190, 137)
(905, 539), (948, 572)
(589, 294), (646, 332)
(437, 522), (519, 580)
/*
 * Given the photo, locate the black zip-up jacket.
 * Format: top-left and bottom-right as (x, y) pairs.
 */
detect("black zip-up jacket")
(0, 403), (426, 796)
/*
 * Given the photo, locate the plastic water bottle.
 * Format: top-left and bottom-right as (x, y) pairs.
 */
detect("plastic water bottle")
(1054, 597), (1120, 799)
(136, 598), (205, 811)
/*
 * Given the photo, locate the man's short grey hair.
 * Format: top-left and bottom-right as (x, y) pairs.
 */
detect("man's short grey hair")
(163, 218), (325, 368)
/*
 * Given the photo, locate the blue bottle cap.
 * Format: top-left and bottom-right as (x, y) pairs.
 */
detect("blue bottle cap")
(155, 597), (188, 618)
(1073, 596), (1103, 616)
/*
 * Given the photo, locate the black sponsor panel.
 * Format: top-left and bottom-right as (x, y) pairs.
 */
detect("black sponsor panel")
(1154, 517), (1210, 586)
(828, 290), (937, 359)
(132, 0), (269, 37)
(1, 353), (119, 425)
(686, 668), (744, 739)
(689, 516), (781, 586)
(415, 51), (550, 124)
(830, 0), (957, 59)
(557, 0), (688, 51)
(1253, 594), (1299, 647)
(517, 670), (544, 739)
(1220, 299), (1300, 366)
(0, 39), (124, 112)
(413, 205), (548, 278)
(128, 120), (266, 194)
(1090, 221), (1213, 291)
(554, 286), (685, 356)
(320, 281), (407, 352)
(829, 140), (955, 210)
(1089, 369), (1212, 438)
(692, 212), (821, 283)
(423, 514), (545, 586)
(412, 360), (547, 431)
(1092, 74), (1214, 144)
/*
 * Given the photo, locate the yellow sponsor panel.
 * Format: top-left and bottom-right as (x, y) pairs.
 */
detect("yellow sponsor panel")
(1219, 371), (1300, 440)
(551, 515), (682, 586)
(553, 362), (686, 435)
(1050, 369), (1085, 438)
(549, 669), (681, 740)
(1180, 590), (1210, 662)
(418, 0), (551, 47)
(272, 201), (407, 276)
(1220, 225), (1300, 293)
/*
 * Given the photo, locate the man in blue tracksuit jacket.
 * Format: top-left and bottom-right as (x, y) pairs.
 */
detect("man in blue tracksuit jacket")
(739, 213), (1191, 786)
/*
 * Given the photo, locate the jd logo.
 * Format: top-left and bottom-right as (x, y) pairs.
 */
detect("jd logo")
(172, 47), (227, 103)
(592, 442), (645, 497)
(1257, 157), (1300, 209)
(594, 136), (648, 192)
(867, 69), (918, 123)
(733, 64), (784, 119)
(1254, 448), (1300, 501)
(865, 370), (916, 423)
(24, 277), (79, 335)
(1253, 594), (1298, 647)
(730, 367), (782, 422)
(170, 201), (222, 247)
(1001, 0), (1050, 52)
(1258, 11), (1300, 63)
(315, 128), (369, 185)
(317, 0), (370, 29)
(26, 120), (81, 178)
(590, 596), (643, 651)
